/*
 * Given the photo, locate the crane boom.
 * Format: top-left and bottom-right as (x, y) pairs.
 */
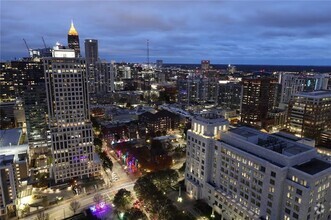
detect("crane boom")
(42, 37), (47, 48)
(23, 38), (30, 56)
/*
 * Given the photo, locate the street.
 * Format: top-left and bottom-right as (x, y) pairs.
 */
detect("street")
(22, 181), (135, 220)
(21, 142), (138, 220)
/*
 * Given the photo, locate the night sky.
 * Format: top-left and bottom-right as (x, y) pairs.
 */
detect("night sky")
(1, 0), (331, 65)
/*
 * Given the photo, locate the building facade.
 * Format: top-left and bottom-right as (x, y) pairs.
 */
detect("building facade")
(84, 39), (98, 65)
(287, 91), (331, 144)
(43, 49), (100, 183)
(217, 81), (242, 111)
(240, 77), (278, 128)
(185, 119), (331, 220)
(279, 73), (329, 109)
(0, 147), (28, 218)
(0, 60), (44, 102)
(177, 76), (209, 104)
(138, 109), (180, 134)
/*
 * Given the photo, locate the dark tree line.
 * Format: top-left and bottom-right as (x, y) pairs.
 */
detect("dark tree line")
(134, 169), (192, 220)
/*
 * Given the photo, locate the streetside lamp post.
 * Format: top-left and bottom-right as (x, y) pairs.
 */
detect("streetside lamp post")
(177, 186), (183, 203)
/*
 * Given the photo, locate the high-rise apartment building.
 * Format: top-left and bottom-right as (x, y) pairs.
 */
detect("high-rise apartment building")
(87, 62), (115, 95)
(287, 91), (331, 144)
(177, 76), (209, 104)
(67, 21), (80, 57)
(241, 77), (278, 128)
(84, 39), (98, 64)
(0, 60), (44, 101)
(84, 39), (114, 97)
(279, 73), (329, 109)
(217, 81), (242, 111)
(185, 117), (331, 220)
(43, 47), (100, 183)
(24, 84), (48, 144)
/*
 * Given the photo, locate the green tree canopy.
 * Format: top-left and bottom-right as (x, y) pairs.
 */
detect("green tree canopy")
(113, 188), (133, 213)
(124, 208), (147, 220)
(98, 151), (113, 170)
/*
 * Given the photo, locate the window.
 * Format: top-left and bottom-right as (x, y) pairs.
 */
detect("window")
(268, 194), (273, 200)
(260, 166), (265, 172)
(292, 212), (299, 219)
(270, 179), (275, 185)
(296, 189), (302, 196)
(271, 171), (276, 178)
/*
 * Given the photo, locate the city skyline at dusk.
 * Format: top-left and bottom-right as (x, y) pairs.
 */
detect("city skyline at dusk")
(1, 2), (331, 218)
(1, 0), (331, 65)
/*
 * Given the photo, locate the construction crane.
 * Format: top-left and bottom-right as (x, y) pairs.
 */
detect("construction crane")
(23, 38), (31, 56)
(42, 37), (47, 48)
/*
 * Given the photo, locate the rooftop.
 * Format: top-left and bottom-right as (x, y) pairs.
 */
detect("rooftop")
(231, 128), (257, 138)
(294, 159), (331, 175)
(0, 128), (22, 147)
(0, 154), (14, 166)
(229, 127), (311, 156)
(296, 90), (331, 99)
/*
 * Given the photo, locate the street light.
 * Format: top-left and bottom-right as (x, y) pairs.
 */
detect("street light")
(211, 202), (217, 218)
(177, 186), (183, 203)
(210, 208), (215, 218)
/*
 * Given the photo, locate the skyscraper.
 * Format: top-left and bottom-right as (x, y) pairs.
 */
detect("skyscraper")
(68, 21), (80, 57)
(85, 39), (98, 64)
(44, 46), (100, 183)
(241, 77), (278, 128)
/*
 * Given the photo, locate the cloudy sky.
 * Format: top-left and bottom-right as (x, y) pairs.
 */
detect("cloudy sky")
(1, 0), (331, 65)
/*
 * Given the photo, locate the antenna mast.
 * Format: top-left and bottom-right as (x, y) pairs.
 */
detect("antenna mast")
(147, 39), (149, 68)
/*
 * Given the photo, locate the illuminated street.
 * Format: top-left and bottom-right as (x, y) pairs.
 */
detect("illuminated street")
(22, 181), (135, 220)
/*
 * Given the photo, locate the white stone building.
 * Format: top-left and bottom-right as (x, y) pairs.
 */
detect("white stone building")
(185, 116), (330, 220)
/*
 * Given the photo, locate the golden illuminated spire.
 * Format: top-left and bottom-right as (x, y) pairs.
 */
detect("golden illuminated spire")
(68, 20), (78, 36)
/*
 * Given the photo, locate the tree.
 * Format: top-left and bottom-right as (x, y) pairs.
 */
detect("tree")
(179, 162), (186, 174)
(94, 137), (103, 148)
(69, 200), (81, 214)
(98, 151), (113, 170)
(113, 189), (133, 212)
(93, 193), (104, 205)
(150, 169), (179, 192)
(35, 211), (48, 220)
(124, 208), (147, 220)
(134, 170), (190, 219)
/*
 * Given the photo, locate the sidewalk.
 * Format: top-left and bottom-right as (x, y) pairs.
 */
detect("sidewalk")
(167, 190), (205, 219)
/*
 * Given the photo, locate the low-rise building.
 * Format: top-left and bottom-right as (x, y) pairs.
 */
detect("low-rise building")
(139, 109), (180, 134)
